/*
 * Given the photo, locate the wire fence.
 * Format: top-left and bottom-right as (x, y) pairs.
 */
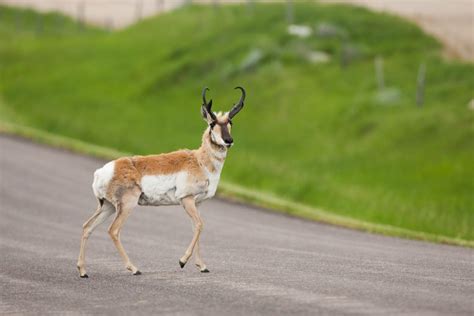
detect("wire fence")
(1, 0), (427, 106)
(0, 1), (316, 30)
(0, 0), (190, 29)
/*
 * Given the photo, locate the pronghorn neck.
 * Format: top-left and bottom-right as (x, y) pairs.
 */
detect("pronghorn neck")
(196, 128), (227, 173)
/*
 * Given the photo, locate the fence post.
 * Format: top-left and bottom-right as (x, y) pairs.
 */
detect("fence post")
(77, 1), (85, 30)
(340, 39), (348, 68)
(156, 0), (164, 12)
(105, 18), (114, 31)
(247, 0), (255, 15)
(35, 14), (43, 35)
(15, 10), (22, 31)
(286, 0), (294, 24)
(416, 63), (426, 107)
(56, 14), (64, 34)
(375, 56), (385, 91)
(135, 0), (143, 22)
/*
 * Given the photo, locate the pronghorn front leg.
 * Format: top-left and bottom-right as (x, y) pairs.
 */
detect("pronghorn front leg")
(108, 188), (142, 275)
(179, 196), (207, 272)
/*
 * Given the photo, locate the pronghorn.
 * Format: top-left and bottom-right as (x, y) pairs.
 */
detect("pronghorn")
(77, 87), (246, 278)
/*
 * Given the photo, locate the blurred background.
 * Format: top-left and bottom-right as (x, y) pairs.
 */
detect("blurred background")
(2, 0), (472, 60)
(0, 0), (472, 242)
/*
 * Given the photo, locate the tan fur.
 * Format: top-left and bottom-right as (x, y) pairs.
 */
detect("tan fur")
(106, 157), (141, 204)
(195, 131), (225, 173)
(108, 186), (142, 274)
(110, 125), (228, 186)
(213, 124), (222, 136)
(215, 112), (229, 123)
(132, 150), (201, 176)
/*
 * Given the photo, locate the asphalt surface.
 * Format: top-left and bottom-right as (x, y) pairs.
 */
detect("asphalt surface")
(0, 134), (473, 315)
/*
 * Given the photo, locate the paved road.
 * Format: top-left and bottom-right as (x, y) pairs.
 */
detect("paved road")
(0, 135), (473, 315)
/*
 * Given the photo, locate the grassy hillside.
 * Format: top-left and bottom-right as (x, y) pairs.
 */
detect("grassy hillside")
(0, 3), (473, 241)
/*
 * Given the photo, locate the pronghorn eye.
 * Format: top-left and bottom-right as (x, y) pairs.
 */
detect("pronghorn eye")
(209, 121), (216, 129)
(228, 120), (233, 126)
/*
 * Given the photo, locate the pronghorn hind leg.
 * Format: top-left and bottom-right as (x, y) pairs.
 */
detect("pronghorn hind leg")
(108, 187), (141, 275)
(179, 196), (207, 272)
(194, 240), (209, 273)
(77, 199), (115, 278)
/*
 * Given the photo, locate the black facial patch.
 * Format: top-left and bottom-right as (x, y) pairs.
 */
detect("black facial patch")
(209, 121), (233, 146)
(220, 122), (233, 144)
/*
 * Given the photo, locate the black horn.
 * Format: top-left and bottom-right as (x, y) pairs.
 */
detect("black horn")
(229, 86), (246, 119)
(202, 87), (216, 121)
(202, 87), (210, 106)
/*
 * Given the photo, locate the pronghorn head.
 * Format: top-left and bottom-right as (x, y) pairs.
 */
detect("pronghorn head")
(201, 86), (246, 148)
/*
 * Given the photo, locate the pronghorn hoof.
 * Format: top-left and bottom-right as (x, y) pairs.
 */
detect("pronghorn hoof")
(201, 269), (210, 273)
(179, 260), (186, 268)
(80, 274), (89, 278)
(133, 270), (142, 275)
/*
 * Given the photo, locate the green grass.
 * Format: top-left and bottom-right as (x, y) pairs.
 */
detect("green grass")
(0, 3), (473, 243)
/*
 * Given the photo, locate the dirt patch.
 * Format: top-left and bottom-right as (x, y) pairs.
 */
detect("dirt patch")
(324, 0), (474, 62)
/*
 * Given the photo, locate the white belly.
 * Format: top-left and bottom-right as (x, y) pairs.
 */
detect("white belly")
(138, 170), (221, 206)
(139, 173), (181, 206)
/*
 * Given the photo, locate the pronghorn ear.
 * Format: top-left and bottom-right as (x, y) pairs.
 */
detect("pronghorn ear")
(201, 101), (215, 124)
(201, 87), (217, 124)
